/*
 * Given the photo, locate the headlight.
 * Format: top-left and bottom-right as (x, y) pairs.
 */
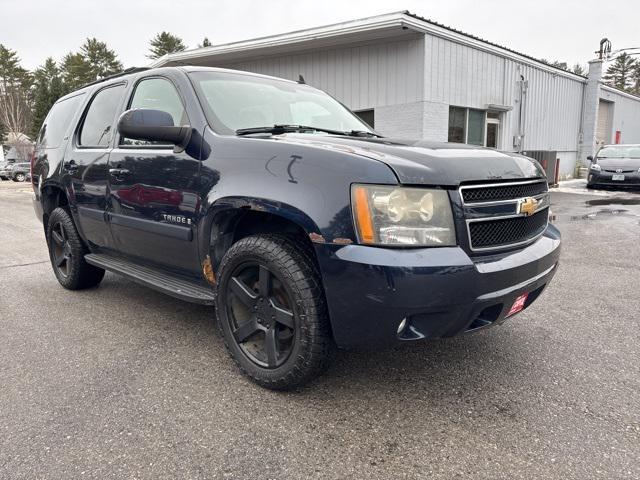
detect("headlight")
(590, 163), (601, 171)
(351, 184), (456, 246)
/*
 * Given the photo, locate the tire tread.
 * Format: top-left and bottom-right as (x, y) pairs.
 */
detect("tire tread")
(47, 207), (105, 290)
(216, 234), (333, 390)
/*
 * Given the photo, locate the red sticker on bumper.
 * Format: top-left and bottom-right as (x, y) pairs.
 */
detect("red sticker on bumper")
(507, 293), (529, 317)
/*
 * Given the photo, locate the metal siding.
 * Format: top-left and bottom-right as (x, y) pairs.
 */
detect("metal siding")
(424, 34), (584, 152)
(219, 36), (425, 111)
(424, 35), (505, 108)
(600, 88), (640, 144)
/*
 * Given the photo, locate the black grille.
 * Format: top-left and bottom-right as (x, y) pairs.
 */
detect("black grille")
(469, 209), (548, 249)
(462, 181), (548, 203)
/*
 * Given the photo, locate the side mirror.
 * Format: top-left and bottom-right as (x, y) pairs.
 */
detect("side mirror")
(117, 108), (192, 153)
(586, 155), (594, 162)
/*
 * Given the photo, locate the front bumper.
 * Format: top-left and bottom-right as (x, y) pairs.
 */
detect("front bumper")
(315, 224), (561, 348)
(588, 170), (640, 187)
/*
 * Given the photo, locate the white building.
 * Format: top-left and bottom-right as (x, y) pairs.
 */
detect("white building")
(151, 11), (640, 179)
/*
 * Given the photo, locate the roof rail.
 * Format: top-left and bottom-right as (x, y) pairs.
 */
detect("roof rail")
(81, 66), (150, 88)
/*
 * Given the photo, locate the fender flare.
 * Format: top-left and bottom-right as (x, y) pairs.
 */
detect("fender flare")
(197, 195), (323, 270)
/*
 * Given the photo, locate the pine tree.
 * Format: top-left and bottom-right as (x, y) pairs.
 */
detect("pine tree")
(60, 38), (123, 91)
(80, 38), (123, 79)
(30, 58), (66, 138)
(148, 32), (187, 59)
(631, 63), (640, 95)
(603, 52), (637, 91)
(60, 52), (93, 91)
(571, 63), (586, 76)
(198, 37), (212, 48)
(550, 60), (568, 70)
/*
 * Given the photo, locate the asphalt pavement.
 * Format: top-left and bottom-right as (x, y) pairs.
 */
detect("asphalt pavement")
(0, 179), (638, 479)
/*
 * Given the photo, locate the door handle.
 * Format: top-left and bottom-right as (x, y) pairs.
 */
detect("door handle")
(109, 168), (130, 176)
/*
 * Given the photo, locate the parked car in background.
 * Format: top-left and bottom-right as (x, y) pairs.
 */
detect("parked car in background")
(7, 162), (30, 182)
(0, 161), (14, 180)
(587, 144), (640, 189)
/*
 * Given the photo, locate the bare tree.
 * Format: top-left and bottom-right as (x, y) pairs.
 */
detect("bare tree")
(0, 85), (32, 141)
(0, 45), (33, 142)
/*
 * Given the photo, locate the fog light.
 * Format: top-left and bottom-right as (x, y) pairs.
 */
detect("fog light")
(397, 318), (408, 334)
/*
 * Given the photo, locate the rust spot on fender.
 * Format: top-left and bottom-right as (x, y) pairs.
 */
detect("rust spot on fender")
(202, 255), (216, 285)
(332, 237), (353, 245)
(309, 232), (326, 243)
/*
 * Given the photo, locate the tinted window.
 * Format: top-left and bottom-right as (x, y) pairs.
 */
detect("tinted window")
(79, 84), (125, 147)
(354, 109), (375, 129)
(598, 145), (640, 158)
(38, 93), (85, 149)
(121, 78), (187, 146)
(467, 109), (485, 146)
(448, 107), (466, 143)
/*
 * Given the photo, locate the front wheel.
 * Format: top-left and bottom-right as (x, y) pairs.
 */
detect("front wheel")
(13, 173), (26, 182)
(216, 234), (333, 390)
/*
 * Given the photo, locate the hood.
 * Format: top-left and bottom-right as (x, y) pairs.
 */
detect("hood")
(596, 157), (640, 171)
(270, 134), (545, 185)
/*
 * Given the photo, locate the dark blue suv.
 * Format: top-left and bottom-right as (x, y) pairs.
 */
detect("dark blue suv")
(32, 66), (560, 389)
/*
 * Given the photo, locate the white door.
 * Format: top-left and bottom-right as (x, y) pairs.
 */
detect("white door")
(596, 100), (613, 145)
(485, 113), (501, 149)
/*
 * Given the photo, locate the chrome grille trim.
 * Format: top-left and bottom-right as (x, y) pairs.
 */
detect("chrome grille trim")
(459, 178), (548, 206)
(458, 179), (550, 252)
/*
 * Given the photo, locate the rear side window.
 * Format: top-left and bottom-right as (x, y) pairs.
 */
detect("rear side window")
(37, 93), (85, 149)
(78, 84), (125, 147)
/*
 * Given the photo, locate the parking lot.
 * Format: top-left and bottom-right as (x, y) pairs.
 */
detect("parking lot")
(0, 179), (638, 480)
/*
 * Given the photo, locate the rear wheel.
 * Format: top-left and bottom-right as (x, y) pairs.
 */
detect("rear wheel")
(46, 207), (105, 290)
(216, 234), (333, 390)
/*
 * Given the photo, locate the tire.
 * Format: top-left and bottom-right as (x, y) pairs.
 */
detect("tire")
(216, 234), (333, 390)
(13, 173), (26, 182)
(46, 207), (105, 290)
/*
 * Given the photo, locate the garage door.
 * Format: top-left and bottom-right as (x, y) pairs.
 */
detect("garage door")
(596, 100), (613, 145)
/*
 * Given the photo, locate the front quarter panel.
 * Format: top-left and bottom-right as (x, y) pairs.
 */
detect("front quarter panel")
(196, 130), (399, 259)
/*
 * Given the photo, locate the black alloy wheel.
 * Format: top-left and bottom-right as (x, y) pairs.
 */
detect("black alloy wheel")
(216, 234), (333, 390)
(50, 221), (72, 278)
(46, 207), (105, 290)
(227, 262), (296, 368)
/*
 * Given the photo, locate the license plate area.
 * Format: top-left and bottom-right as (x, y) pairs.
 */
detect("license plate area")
(612, 174), (625, 181)
(506, 292), (529, 317)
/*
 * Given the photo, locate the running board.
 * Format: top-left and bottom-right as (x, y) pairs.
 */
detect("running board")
(85, 253), (215, 305)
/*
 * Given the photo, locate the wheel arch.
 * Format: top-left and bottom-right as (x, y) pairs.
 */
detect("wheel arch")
(40, 183), (69, 230)
(201, 196), (322, 274)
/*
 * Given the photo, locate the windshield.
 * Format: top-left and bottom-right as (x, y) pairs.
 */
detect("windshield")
(597, 145), (640, 159)
(189, 71), (373, 135)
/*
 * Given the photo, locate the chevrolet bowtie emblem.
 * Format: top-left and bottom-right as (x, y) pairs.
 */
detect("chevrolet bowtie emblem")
(518, 197), (539, 216)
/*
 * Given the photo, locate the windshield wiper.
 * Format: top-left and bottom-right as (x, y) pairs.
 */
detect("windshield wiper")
(236, 124), (381, 137)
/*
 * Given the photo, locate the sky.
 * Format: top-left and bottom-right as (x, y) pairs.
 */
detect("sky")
(1, 0), (638, 70)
